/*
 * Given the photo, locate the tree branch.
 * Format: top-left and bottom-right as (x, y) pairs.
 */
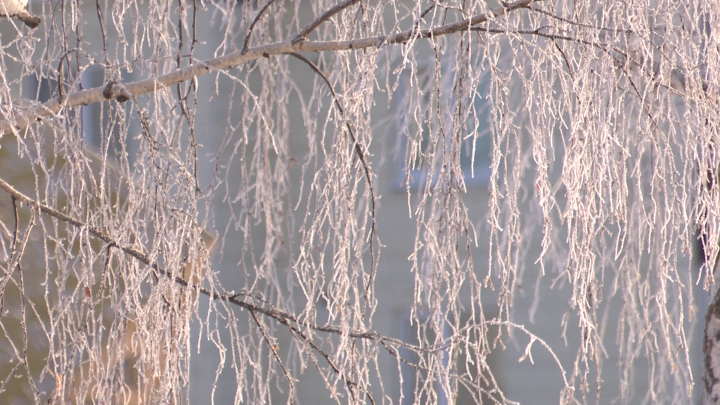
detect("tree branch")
(250, 310), (296, 403)
(0, 0), (536, 136)
(287, 52), (377, 313)
(0, 172), (570, 401)
(0, 173), (454, 404)
(292, 0), (362, 44)
(280, 316), (376, 405)
(242, 0), (277, 54)
(0, 174), (417, 349)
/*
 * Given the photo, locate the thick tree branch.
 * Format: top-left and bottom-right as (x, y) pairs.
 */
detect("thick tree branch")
(0, 0), (535, 136)
(0, 175), (415, 348)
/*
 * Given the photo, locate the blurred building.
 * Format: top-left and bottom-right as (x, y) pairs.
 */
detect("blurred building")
(0, 1), (706, 404)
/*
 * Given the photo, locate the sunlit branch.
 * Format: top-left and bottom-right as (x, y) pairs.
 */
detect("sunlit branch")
(0, 0), (536, 136)
(292, 0), (362, 44)
(0, 174), (410, 348)
(6, 198), (38, 399)
(287, 51), (378, 314)
(0, 165), (575, 400)
(0, 173), (409, 405)
(242, 0), (277, 54)
(250, 310), (296, 403)
(527, 6), (637, 35)
(0, 172), (565, 378)
(279, 315), (376, 405)
(471, 25), (696, 96)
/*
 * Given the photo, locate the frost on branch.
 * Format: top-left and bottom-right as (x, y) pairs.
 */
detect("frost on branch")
(0, 0), (717, 404)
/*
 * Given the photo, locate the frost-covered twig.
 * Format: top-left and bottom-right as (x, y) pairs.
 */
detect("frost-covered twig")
(292, 0), (362, 44)
(242, 0), (277, 54)
(0, 174), (427, 349)
(0, 0), (536, 136)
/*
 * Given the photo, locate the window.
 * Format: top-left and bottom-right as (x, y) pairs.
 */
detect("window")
(23, 65), (81, 135)
(395, 66), (493, 189)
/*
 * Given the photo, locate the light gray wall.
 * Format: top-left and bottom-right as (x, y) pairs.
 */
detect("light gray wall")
(0, 2), (706, 404)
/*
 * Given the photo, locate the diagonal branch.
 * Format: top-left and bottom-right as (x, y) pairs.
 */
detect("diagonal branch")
(280, 316), (376, 405)
(287, 52), (374, 212)
(250, 310), (296, 403)
(0, 177), (385, 402)
(287, 52), (378, 314)
(242, 0), (277, 54)
(0, 173), (503, 359)
(0, 175), (561, 404)
(0, 174), (411, 347)
(471, 25), (694, 96)
(0, 0), (536, 135)
(9, 198), (40, 400)
(292, 0), (362, 44)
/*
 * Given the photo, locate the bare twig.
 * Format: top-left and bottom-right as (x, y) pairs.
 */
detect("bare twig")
(528, 6), (636, 35)
(292, 0), (361, 44)
(279, 316), (376, 405)
(420, 4), (436, 20)
(250, 310), (295, 404)
(379, 340), (507, 405)
(9, 198), (40, 400)
(242, 0), (277, 54)
(0, 197), (34, 314)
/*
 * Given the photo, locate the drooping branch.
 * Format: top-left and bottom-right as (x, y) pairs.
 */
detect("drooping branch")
(0, 173), (473, 402)
(0, 174), (400, 346)
(241, 0), (277, 54)
(8, 197), (39, 400)
(0, 173), (574, 402)
(249, 310), (296, 403)
(0, 175), (383, 401)
(291, 0), (362, 43)
(470, 25), (696, 95)
(0, 0), (536, 136)
(287, 51), (378, 313)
